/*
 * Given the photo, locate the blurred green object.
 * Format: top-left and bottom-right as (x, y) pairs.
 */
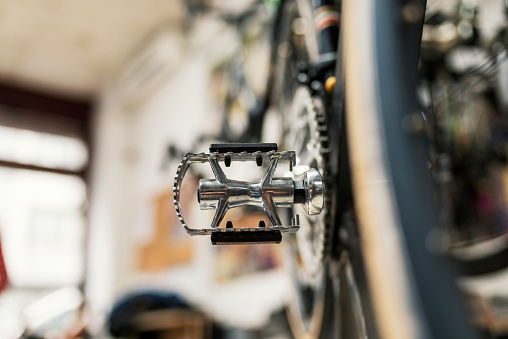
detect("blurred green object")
(263, 0), (280, 14)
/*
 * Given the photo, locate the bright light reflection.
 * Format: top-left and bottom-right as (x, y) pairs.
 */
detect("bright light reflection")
(23, 287), (82, 330)
(0, 125), (88, 171)
(0, 167), (86, 287)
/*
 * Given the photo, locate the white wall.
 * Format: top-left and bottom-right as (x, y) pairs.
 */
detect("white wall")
(86, 17), (290, 332)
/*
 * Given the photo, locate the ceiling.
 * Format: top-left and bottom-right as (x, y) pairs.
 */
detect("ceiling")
(0, 0), (182, 99)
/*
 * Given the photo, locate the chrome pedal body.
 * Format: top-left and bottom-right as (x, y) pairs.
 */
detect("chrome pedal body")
(173, 143), (324, 244)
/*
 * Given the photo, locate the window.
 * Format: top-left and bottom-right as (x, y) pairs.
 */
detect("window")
(0, 125), (88, 172)
(0, 167), (86, 287)
(0, 84), (91, 289)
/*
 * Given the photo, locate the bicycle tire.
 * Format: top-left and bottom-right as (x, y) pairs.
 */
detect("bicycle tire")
(342, 0), (478, 338)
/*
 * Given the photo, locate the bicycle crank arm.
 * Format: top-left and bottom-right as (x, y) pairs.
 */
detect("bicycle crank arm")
(173, 143), (324, 245)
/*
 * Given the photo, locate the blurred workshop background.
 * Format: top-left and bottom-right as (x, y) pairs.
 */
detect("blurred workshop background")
(2, 0), (508, 338)
(0, 0), (293, 338)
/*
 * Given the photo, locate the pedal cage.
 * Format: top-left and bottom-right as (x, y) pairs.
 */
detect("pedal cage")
(173, 143), (323, 245)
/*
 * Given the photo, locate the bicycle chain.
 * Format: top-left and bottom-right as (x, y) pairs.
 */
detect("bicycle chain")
(314, 94), (333, 261)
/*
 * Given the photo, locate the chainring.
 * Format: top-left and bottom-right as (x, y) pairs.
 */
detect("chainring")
(285, 86), (332, 278)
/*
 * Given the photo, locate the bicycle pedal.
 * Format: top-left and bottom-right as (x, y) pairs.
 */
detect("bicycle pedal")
(173, 143), (324, 245)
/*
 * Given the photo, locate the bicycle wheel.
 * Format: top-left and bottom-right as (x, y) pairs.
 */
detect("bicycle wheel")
(268, 0), (377, 337)
(342, 0), (478, 338)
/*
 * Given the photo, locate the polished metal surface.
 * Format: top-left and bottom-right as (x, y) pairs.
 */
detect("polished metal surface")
(198, 157), (295, 227)
(173, 149), (324, 236)
(302, 168), (324, 215)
